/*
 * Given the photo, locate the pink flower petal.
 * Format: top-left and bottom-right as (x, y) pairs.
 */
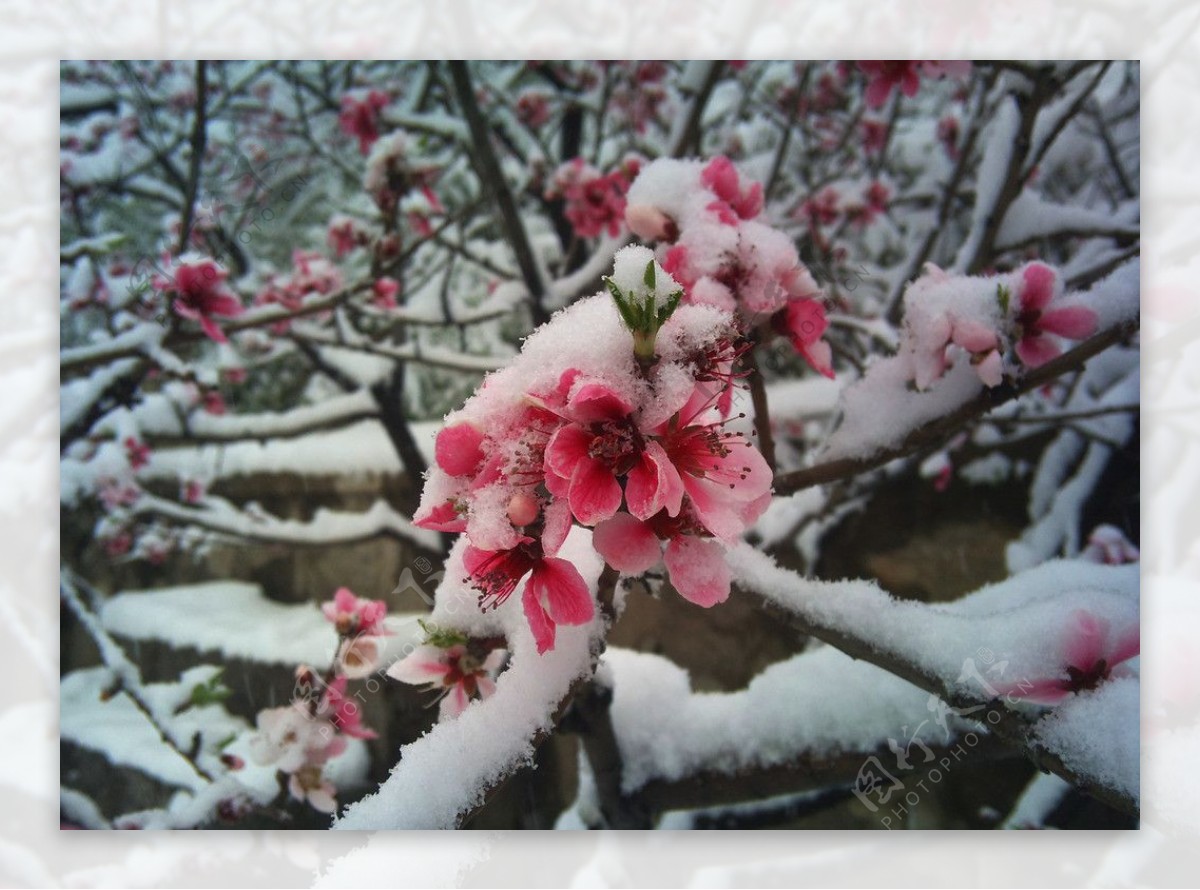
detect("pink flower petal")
(387, 646), (451, 684)
(522, 585), (557, 655)
(540, 498), (573, 557)
(308, 784), (338, 814)
(1038, 306), (1098, 340)
(199, 316), (228, 343)
(593, 513), (663, 574)
(625, 440), (685, 520)
(1110, 626), (1140, 666)
(567, 382), (634, 424)
(568, 457), (623, 525)
(1020, 263), (1057, 313)
(798, 338), (836, 379)
(1065, 610), (1109, 670)
(439, 684), (471, 719)
(1016, 334), (1061, 368)
(545, 424), (592, 480)
(683, 475), (749, 541)
(864, 77), (893, 109)
(530, 557), (594, 626)
(413, 498), (467, 533)
(975, 350), (1004, 388)
(952, 318), (998, 353)
(664, 537), (731, 607)
(701, 156), (739, 203)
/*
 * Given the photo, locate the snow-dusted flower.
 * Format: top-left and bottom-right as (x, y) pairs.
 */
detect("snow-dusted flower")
(322, 587), (389, 638)
(388, 642), (507, 719)
(372, 277), (400, 310)
(413, 244), (775, 653)
(999, 610), (1139, 705)
(249, 705), (345, 774)
(540, 374), (666, 526)
(463, 501), (595, 655)
(624, 158), (834, 376)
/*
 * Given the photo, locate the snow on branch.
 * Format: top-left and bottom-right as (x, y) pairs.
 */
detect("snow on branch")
(723, 543), (1139, 814)
(333, 533), (608, 829)
(140, 388), (381, 445)
(602, 645), (992, 815)
(133, 492), (440, 552)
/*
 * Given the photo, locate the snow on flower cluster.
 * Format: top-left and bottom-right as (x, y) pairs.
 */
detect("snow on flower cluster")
(900, 261), (1099, 391)
(624, 156), (836, 378)
(408, 245), (772, 657)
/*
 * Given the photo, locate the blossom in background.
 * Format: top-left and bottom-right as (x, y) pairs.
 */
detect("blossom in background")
(202, 390), (226, 415)
(858, 60), (973, 109)
(999, 609), (1139, 705)
(180, 478), (206, 504)
(1081, 525), (1140, 565)
(339, 90), (389, 155)
(124, 437), (151, 471)
(322, 587), (389, 638)
(328, 215), (366, 257)
(388, 642), (507, 719)
(515, 90), (550, 128)
(157, 258), (245, 343)
(800, 186), (840, 228)
(1013, 263), (1098, 367)
(372, 277), (400, 310)
(319, 676), (378, 739)
(549, 157), (639, 240)
(249, 705), (345, 774)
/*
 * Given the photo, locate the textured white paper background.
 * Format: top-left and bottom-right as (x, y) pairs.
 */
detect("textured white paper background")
(17, 0), (1196, 885)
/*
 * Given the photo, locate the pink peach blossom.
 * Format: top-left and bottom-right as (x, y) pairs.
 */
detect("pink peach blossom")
(321, 587), (389, 638)
(159, 259), (244, 343)
(1014, 263), (1098, 367)
(998, 609), (1139, 705)
(388, 642), (507, 719)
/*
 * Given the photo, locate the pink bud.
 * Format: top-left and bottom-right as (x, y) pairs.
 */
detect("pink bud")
(507, 491), (540, 527)
(435, 422), (486, 477)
